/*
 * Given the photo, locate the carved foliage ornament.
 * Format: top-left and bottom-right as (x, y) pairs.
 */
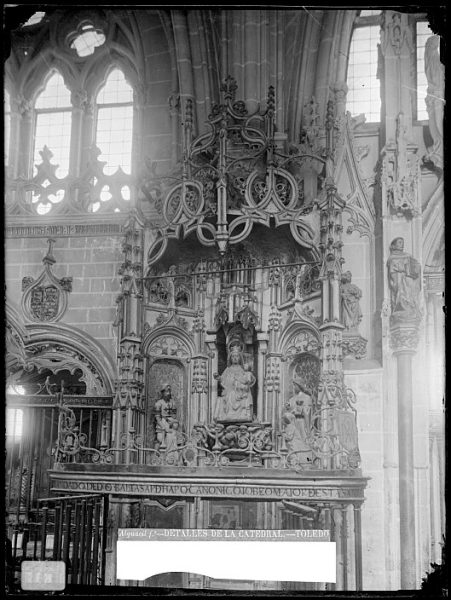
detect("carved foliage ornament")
(147, 335), (190, 358)
(6, 143), (133, 217)
(285, 330), (320, 358)
(23, 343), (106, 395)
(341, 334), (368, 360)
(22, 239), (72, 323)
(389, 325), (420, 352)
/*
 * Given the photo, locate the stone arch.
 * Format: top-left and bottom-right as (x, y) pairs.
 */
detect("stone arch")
(142, 325), (195, 359)
(142, 326), (194, 447)
(25, 323), (117, 395)
(19, 51), (79, 102)
(278, 322), (322, 422)
(277, 319), (321, 358)
(5, 307), (117, 395)
(83, 51), (141, 100)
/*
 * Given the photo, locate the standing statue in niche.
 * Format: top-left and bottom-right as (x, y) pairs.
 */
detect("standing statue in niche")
(282, 380), (313, 459)
(340, 271), (363, 332)
(214, 344), (256, 422)
(154, 384), (177, 449)
(387, 237), (422, 319)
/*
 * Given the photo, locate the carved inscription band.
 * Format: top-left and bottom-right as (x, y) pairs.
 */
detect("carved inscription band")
(5, 223), (123, 238)
(51, 478), (365, 501)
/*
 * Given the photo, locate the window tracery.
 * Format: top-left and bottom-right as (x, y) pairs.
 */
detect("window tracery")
(5, 11), (138, 218)
(69, 23), (106, 57)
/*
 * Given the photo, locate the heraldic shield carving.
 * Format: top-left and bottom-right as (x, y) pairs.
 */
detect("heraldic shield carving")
(22, 239), (72, 323)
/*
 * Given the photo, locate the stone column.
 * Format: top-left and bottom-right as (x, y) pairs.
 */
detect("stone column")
(390, 319), (420, 588)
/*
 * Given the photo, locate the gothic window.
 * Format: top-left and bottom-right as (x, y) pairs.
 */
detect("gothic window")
(346, 11), (381, 123)
(70, 24), (106, 57)
(4, 89), (10, 166)
(415, 20), (434, 121)
(95, 68), (134, 175)
(33, 71), (72, 178)
(5, 10), (138, 218)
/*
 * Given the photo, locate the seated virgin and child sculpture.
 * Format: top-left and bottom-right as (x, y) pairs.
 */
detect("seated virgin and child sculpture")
(213, 343), (256, 422)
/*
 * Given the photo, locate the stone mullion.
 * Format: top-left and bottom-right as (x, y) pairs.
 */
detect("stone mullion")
(70, 90), (91, 178)
(8, 99), (23, 179)
(81, 98), (95, 166)
(17, 99), (34, 179)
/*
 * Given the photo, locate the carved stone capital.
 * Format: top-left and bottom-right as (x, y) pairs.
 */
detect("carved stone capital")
(389, 319), (421, 353)
(11, 94), (32, 117)
(342, 333), (368, 360)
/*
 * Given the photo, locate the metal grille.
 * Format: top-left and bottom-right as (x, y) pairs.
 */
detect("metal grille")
(6, 494), (108, 588)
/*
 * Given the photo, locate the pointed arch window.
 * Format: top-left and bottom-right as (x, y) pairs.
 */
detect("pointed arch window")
(346, 12), (381, 123)
(4, 89), (11, 167)
(95, 68), (134, 175)
(33, 71), (72, 178)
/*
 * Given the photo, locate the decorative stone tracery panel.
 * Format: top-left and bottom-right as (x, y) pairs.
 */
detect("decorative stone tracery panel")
(284, 329), (321, 359)
(287, 353), (321, 400)
(147, 335), (190, 358)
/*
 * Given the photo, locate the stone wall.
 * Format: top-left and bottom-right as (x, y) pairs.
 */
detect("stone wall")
(5, 233), (123, 362)
(344, 368), (387, 590)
